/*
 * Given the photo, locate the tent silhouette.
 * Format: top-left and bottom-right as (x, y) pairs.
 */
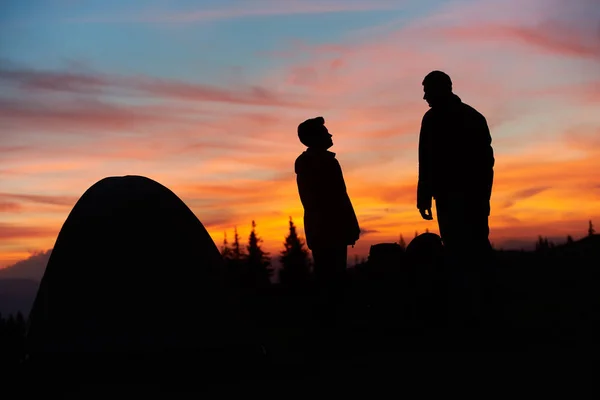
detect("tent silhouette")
(26, 175), (242, 355)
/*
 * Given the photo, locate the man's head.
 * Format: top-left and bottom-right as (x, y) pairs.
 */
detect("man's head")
(422, 70), (453, 107)
(298, 116), (333, 150)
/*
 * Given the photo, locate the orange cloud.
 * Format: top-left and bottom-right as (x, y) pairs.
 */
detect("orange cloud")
(0, 193), (79, 207)
(0, 223), (58, 240)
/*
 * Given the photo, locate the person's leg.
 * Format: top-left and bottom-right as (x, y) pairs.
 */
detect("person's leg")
(457, 200), (493, 335)
(465, 202), (494, 333)
(311, 247), (325, 286)
(436, 196), (466, 262)
(311, 246), (334, 316)
(436, 196), (478, 336)
(330, 246), (348, 315)
(333, 245), (348, 285)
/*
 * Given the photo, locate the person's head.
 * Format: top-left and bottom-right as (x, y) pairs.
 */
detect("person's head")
(297, 116), (333, 150)
(422, 70), (453, 107)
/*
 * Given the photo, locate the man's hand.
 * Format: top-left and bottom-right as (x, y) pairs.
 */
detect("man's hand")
(419, 207), (433, 220)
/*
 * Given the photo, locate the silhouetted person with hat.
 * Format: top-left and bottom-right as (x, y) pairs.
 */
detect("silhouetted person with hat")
(416, 71), (495, 331)
(295, 117), (360, 322)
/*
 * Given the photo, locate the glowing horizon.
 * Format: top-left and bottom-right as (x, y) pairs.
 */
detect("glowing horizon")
(1, 0), (599, 268)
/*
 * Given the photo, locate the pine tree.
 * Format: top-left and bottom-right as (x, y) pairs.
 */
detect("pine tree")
(398, 234), (406, 251)
(225, 227), (246, 287)
(15, 312), (25, 338)
(535, 235), (552, 252)
(220, 231), (232, 259)
(589, 220), (595, 236)
(246, 220), (272, 287)
(231, 226), (244, 261)
(567, 235), (574, 244)
(279, 217), (310, 286)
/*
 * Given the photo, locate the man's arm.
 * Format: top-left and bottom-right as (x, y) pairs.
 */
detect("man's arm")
(296, 173), (318, 211)
(417, 114), (433, 219)
(473, 114), (494, 201)
(332, 159), (360, 244)
(481, 116), (494, 201)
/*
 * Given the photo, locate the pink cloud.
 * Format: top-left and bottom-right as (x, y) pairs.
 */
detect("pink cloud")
(435, 22), (600, 59)
(0, 66), (309, 108)
(0, 98), (191, 134)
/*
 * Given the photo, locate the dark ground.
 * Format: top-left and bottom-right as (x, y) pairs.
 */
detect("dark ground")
(2, 240), (599, 394)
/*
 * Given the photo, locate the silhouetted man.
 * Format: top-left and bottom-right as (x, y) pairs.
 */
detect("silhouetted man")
(295, 116), (360, 291)
(417, 71), (494, 332)
(417, 70), (494, 261)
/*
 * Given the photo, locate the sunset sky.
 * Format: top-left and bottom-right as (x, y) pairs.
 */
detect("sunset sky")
(1, 0), (599, 269)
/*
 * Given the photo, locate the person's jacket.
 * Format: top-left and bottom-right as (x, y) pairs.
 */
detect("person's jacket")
(295, 148), (360, 250)
(417, 94), (494, 212)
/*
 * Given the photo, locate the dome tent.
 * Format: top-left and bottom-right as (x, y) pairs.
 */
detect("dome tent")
(24, 176), (258, 383)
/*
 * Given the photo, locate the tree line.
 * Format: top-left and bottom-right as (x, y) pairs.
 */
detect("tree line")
(222, 218), (597, 285)
(220, 217), (311, 288)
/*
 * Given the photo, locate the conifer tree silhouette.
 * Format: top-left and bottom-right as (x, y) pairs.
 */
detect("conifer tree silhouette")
(224, 226), (246, 287)
(220, 231), (232, 260)
(279, 217), (311, 286)
(398, 234), (407, 250)
(246, 220), (272, 287)
(231, 226), (244, 261)
(589, 220), (595, 236)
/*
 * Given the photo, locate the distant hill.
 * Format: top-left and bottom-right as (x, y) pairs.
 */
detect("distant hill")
(0, 278), (39, 316)
(0, 251), (49, 316)
(0, 250), (51, 282)
(552, 233), (600, 255)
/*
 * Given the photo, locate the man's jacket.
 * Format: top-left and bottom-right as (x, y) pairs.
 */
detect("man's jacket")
(417, 94), (495, 212)
(295, 148), (360, 250)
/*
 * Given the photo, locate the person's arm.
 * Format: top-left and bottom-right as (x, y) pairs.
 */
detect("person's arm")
(417, 114), (433, 219)
(295, 155), (322, 212)
(332, 159), (360, 245)
(296, 173), (317, 211)
(480, 116), (495, 201)
(470, 114), (494, 202)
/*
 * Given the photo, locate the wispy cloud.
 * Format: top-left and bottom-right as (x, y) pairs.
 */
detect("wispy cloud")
(0, 66), (309, 108)
(500, 186), (552, 209)
(0, 223), (58, 240)
(69, 1), (409, 23)
(435, 22), (600, 59)
(0, 192), (78, 207)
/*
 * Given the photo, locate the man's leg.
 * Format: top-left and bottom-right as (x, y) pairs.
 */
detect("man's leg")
(465, 203), (495, 332)
(333, 245), (348, 286)
(312, 247), (333, 289)
(436, 200), (465, 330)
(436, 196), (482, 334)
(331, 245), (348, 315)
(455, 199), (493, 333)
(311, 246), (347, 325)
